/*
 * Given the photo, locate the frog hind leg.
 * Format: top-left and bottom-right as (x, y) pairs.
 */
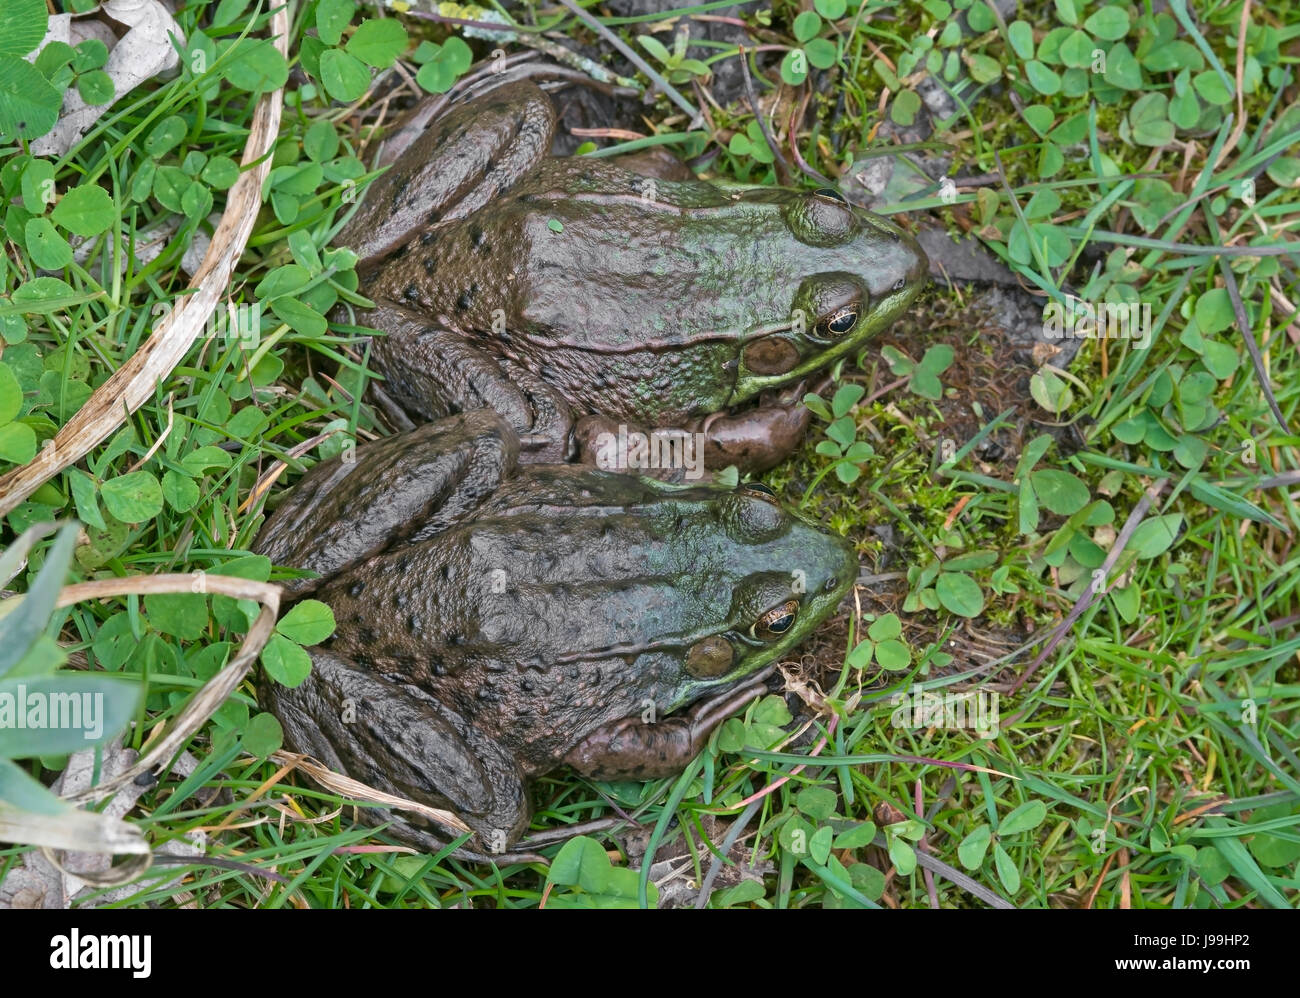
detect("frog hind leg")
(367, 301), (573, 462)
(264, 649), (532, 853)
(253, 409), (516, 597)
(562, 676), (771, 781)
(499, 358), (577, 461)
(336, 81), (556, 267)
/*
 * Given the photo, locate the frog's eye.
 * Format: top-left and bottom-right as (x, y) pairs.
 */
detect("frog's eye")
(794, 273), (868, 341)
(752, 600), (799, 641)
(742, 482), (778, 502)
(815, 305), (859, 338)
(892, 278), (907, 292)
(813, 188), (848, 205)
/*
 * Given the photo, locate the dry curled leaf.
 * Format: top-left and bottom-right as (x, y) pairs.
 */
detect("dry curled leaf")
(33, 0), (185, 157)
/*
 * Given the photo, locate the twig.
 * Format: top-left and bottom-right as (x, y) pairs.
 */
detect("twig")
(1218, 251), (1290, 433)
(58, 575), (282, 803)
(737, 45), (792, 184)
(785, 85), (833, 187)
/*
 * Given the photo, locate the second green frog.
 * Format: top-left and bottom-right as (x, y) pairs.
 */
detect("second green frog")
(337, 79), (928, 473)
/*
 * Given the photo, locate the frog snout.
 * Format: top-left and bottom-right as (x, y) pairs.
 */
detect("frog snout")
(826, 542), (858, 601)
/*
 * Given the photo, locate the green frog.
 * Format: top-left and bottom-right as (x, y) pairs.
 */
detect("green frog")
(256, 410), (855, 856)
(336, 79), (927, 473)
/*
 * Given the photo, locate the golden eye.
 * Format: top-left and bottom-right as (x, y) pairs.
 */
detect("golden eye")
(816, 305), (859, 338)
(742, 482), (778, 503)
(753, 600), (799, 640)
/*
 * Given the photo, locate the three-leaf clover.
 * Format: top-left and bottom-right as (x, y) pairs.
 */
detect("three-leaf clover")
(0, 0), (62, 142)
(904, 554), (991, 618)
(13, 157), (118, 272)
(883, 819), (927, 876)
(637, 31), (711, 85)
(545, 835), (660, 909)
(717, 694), (792, 753)
(261, 599), (336, 688)
(1014, 434), (1092, 535)
(0, 360), (35, 465)
(781, 0), (845, 85)
(318, 16), (409, 101)
(847, 613), (912, 672)
(881, 344), (954, 401)
(957, 800), (1047, 894)
(728, 120), (776, 166)
(804, 384), (874, 484)
(413, 36), (472, 94)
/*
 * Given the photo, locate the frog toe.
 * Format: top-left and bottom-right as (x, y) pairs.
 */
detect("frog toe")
(562, 673), (772, 780)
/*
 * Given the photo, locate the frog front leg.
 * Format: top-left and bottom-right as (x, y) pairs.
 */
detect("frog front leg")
(572, 400), (810, 476)
(254, 409), (517, 596)
(562, 675), (773, 781)
(366, 301), (574, 461)
(699, 401), (812, 474)
(264, 649), (532, 853)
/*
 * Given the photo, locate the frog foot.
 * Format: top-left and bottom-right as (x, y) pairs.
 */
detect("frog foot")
(363, 301), (573, 461)
(572, 414), (713, 482)
(254, 410), (517, 597)
(561, 672), (775, 781)
(699, 402), (811, 474)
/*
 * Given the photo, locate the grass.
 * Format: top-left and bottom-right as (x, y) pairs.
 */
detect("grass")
(1, 0), (1298, 908)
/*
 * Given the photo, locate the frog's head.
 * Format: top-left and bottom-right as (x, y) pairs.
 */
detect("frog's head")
(465, 467), (855, 712)
(486, 470), (852, 708)
(728, 187), (928, 405)
(655, 478), (857, 710)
